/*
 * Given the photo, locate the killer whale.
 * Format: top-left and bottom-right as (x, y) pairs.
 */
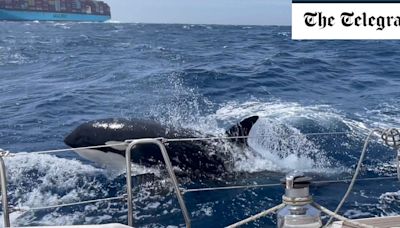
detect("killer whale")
(64, 116), (259, 177)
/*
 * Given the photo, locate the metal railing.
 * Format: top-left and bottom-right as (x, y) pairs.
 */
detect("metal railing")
(0, 129), (398, 227)
(124, 138), (191, 227)
(0, 138), (192, 228)
(0, 156), (10, 227)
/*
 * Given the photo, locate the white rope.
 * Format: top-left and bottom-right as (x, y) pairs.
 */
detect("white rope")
(225, 203), (285, 228)
(325, 129), (379, 227)
(11, 195), (127, 212)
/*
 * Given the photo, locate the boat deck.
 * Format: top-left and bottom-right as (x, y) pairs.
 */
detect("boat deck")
(331, 216), (400, 228)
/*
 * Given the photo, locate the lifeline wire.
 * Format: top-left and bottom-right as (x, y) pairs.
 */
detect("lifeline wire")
(162, 131), (350, 143)
(2, 142), (128, 156)
(181, 176), (397, 194)
(11, 195), (127, 212)
(0, 131), (350, 157)
(2, 177), (395, 213)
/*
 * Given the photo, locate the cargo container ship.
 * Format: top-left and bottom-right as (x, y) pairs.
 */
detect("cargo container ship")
(0, 0), (111, 22)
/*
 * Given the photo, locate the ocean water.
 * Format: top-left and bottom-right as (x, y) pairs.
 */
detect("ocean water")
(0, 22), (399, 227)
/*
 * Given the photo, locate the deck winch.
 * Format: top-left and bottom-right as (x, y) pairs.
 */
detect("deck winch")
(277, 171), (321, 228)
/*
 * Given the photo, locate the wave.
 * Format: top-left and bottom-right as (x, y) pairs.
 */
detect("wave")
(1, 94), (397, 226)
(150, 83), (375, 174)
(210, 101), (365, 173)
(0, 153), (168, 226)
(362, 101), (400, 129)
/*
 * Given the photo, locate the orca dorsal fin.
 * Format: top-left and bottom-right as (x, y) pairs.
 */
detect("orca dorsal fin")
(226, 116), (259, 143)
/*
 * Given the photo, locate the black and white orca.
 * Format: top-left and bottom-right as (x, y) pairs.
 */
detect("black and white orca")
(64, 116), (259, 177)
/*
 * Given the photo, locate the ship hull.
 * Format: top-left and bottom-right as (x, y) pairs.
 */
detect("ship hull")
(0, 9), (110, 22)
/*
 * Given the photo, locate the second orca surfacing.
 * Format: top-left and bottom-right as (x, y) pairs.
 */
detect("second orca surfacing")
(64, 116), (259, 178)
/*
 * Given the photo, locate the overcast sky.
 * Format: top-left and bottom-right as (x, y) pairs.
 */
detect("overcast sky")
(102, 0), (291, 25)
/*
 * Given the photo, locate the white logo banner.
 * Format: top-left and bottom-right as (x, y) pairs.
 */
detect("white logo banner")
(292, 1), (400, 39)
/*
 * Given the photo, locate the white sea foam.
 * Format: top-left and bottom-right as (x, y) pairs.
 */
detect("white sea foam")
(0, 51), (31, 66)
(191, 202), (214, 217)
(0, 154), (103, 226)
(152, 83), (370, 173)
(213, 100), (360, 131)
(207, 100), (368, 173)
(246, 118), (326, 172)
(377, 190), (400, 216)
(54, 23), (71, 29)
(0, 153), (163, 226)
(105, 20), (122, 24)
(343, 209), (372, 219)
(362, 101), (400, 129)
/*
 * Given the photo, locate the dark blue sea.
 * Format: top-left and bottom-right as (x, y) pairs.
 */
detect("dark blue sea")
(0, 22), (399, 227)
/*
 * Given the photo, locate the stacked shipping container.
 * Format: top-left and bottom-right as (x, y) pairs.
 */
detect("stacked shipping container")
(0, 0), (110, 15)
